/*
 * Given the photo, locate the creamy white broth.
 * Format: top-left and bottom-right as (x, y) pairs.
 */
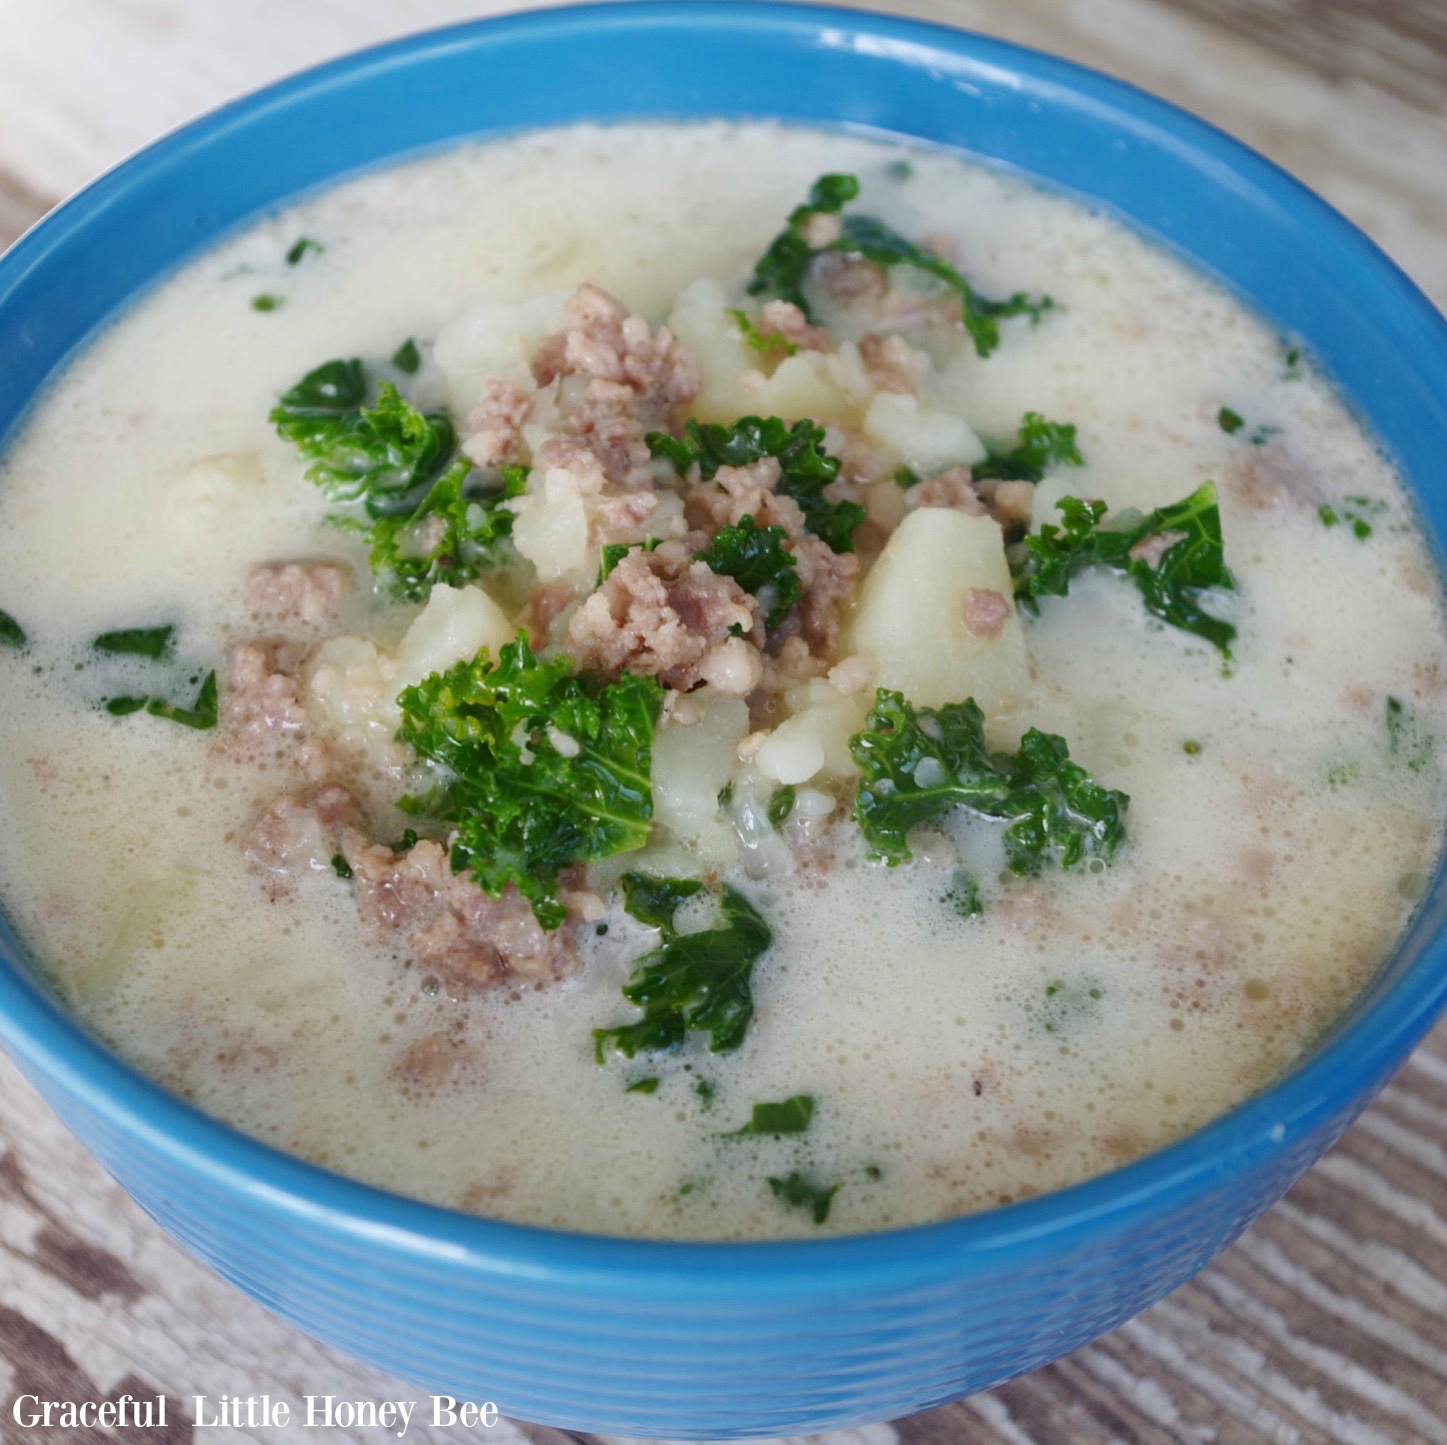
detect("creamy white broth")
(0, 121), (1443, 1238)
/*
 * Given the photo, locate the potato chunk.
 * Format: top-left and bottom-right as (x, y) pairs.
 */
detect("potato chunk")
(847, 508), (1029, 724)
(665, 279), (854, 425)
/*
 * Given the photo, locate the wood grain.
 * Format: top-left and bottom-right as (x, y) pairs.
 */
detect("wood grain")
(2, 3), (1446, 1442)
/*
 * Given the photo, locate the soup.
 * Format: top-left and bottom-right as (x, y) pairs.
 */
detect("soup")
(0, 122), (1442, 1239)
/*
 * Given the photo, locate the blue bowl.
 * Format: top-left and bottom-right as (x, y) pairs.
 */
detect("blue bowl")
(3, 3), (1447, 1436)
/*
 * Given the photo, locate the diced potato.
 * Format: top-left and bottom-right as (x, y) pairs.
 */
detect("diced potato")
(392, 582), (513, 692)
(70, 872), (199, 1003)
(848, 508), (1030, 726)
(665, 279), (855, 425)
(509, 489), (589, 581)
(651, 691), (750, 865)
(755, 680), (869, 785)
(166, 453), (265, 530)
(433, 291), (568, 417)
(862, 392), (986, 474)
(309, 584), (513, 762)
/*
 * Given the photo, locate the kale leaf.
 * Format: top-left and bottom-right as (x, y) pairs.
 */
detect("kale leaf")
(1319, 495), (1385, 541)
(391, 337), (421, 374)
(106, 671), (218, 731)
(286, 237), (324, 266)
(647, 415), (864, 554)
(0, 610), (24, 649)
(746, 173), (859, 314)
(273, 367), (456, 510)
(694, 516), (800, 627)
(396, 634), (664, 929)
(767, 1171), (840, 1225)
(850, 689), (1129, 877)
(273, 360), (519, 599)
(975, 412), (1083, 483)
(1387, 695), (1435, 773)
(593, 885), (772, 1059)
(727, 307), (798, 357)
(621, 872), (704, 934)
(747, 173), (1053, 358)
(362, 458), (525, 602)
(724, 1094), (814, 1137)
(92, 625), (175, 660)
(767, 785), (796, 829)
(1013, 481), (1236, 657)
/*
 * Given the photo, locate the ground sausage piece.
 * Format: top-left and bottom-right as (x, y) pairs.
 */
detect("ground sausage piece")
(815, 252), (885, 303)
(342, 834), (580, 989)
(244, 561), (352, 628)
(392, 1030), (479, 1092)
(858, 331), (929, 394)
(243, 782), (361, 877)
(962, 588), (1010, 639)
(989, 480), (1037, 529)
(563, 542), (760, 691)
(904, 467), (986, 516)
(224, 639), (309, 737)
(531, 283), (699, 426)
(791, 534), (860, 653)
(217, 637), (335, 777)
(463, 378), (533, 468)
(688, 458), (810, 543)
(565, 380), (656, 489)
(757, 300), (832, 352)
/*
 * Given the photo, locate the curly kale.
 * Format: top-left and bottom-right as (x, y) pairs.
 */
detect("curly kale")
(724, 1095), (814, 1137)
(594, 881), (772, 1059)
(767, 1171), (840, 1225)
(647, 415), (864, 554)
(363, 460), (526, 603)
(1013, 481), (1236, 657)
(747, 173), (1053, 358)
(694, 516), (800, 627)
(975, 412), (1083, 483)
(850, 690), (1129, 878)
(396, 635), (664, 929)
(271, 358), (519, 599)
(620, 872), (704, 933)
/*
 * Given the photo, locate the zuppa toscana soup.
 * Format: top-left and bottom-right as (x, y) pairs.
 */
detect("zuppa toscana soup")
(0, 123), (1443, 1240)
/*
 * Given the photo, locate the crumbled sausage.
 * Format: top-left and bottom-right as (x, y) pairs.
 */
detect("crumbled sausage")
(342, 834), (580, 989)
(904, 467), (986, 516)
(563, 543), (760, 690)
(225, 639), (309, 735)
(217, 638), (334, 777)
(531, 283), (699, 427)
(244, 561), (352, 627)
(688, 458), (809, 541)
(962, 588), (1009, 639)
(243, 782), (361, 877)
(462, 378), (533, 468)
(791, 534), (860, 652)
(858, 331), (929, 394)
(392, 1030), (479, 1091)
(758, 300), (832, 352)
(815, 252), (887, 302)
(988, 480), (1036, 529)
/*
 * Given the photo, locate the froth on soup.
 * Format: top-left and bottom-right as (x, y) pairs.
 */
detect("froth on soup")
(0, 122), (1443, 1239)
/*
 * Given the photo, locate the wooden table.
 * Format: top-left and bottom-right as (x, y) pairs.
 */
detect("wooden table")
(2, 3), (1445, 1441)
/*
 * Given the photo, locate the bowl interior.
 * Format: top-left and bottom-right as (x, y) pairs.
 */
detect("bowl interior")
(2, 0), (1447, 1276)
